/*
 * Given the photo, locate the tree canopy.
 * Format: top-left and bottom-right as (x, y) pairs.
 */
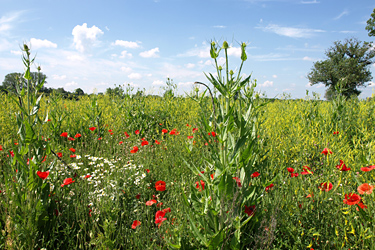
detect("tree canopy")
(307, 38), (375, 100)
(366, 8), (375, 37)
(2, 72), (47, 93)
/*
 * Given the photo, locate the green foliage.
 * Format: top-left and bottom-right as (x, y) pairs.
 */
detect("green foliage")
(2, 71), (48, 94)
(307, 38), (375, 100)
(366, 8), (375, 37)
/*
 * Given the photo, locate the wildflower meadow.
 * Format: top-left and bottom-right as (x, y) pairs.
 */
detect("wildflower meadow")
(0, 42), (374, 249)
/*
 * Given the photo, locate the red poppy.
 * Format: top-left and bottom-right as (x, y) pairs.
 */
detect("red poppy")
(47, 119), (51, 122)
(357, 183), (373, 195)
(333, 131), (339, 135)
(132, 220), (141, 229)
(155, 140), (161, 145)
(68, 137), (75, 141)
(170, 129), (177, 135)
(356, 201), (367, 211)
(155, 181), (166, 191)
(301, 166), (313, 175)
(37, 171), (49, 180)
(162, 207), (171, 213)
(108, 129), (112, 132)
(69, 148), (76, 153)
(361, 165), (375, 172)
(84, 175), (91, 179)
(187, 136), (194, 139)
(89, 127), (96, 131)
(141, 140), (149, 146)
(0, 145), (2, 151)
(74, 133), (82, 138)
(233, 177), (242, 187)
(9, 150), (14, 157)
(130, 146), (139, 153)
(157, 202), (163, 208)
(119, 141), (123, 145)
(60, 132), (68, 137)
(162, 129), (168, 134)
(61, 178), (75, 187)
(192, 128), (198, 133)
(306, 193), (314, 198)
(211, 131), (216, 137)
(146, 169), (150, 173)
(287, 168), (294, 173)
(124, 132), (130, 138)
(251, 172), (260, 178)
(135, 194), (141, 199)
(319, 182), (333, 192)
(244, 205), (256, 217)
(57, 152), (62, 158)
(146, 199), (157, 206)
(186, 124), (191, 127)
(196, 180), (205, 191)
(135, 130), (140, 135)
(321, 148), (332, 155)
(98, 137), (102, 140)
(70, 154), (76, 158)
(155, 210), (167, 226)
(291, 173), (299, 177)
(210, 173), (214, 180)
(343, 193), (361, 205)
(265, 183), (274, 192)
(336, 160), (350, 171)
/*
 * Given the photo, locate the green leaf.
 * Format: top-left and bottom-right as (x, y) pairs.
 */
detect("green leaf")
(208, 228), (225, 250)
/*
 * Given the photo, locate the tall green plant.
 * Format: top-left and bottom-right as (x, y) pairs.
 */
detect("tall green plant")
(180, 41), (271, 249)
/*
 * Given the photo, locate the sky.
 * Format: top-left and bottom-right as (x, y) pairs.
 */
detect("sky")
(0, 0), (375, 99)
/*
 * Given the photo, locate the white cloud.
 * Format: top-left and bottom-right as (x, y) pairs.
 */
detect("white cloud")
(178, 81), (194, 86)
(121, 66), (132, 73)
(334, 10), (349, 20)
(52, 74), (67, 80)
(258, 24), (325, 38)
(67, 54), (85, 61)
(227, 47), (242, 57)
(10, 50), (22, 55)
(303, 56), (314, 61)
(72, 23), (103, 53)
(272, 75), (277, 78)
(66, 81), (78, 87)
(0, 11), (24, 33)
(213, 25), (226, 28)
(300, 0), (319, 4)
(128, 72), (142, 79)
(139, 47), (159, 58)
(30, 38), (57, 49)
(260, 80), (273, 87)
(185, 63), (195, 69)
(119, 50), (133, 58)
(152, 80), (164, 85)
(113, 40), (140, 49)
(177, 45), (210, 58)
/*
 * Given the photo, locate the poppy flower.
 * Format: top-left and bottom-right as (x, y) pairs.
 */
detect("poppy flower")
(68, 137), (75, 141)
(192, 128), (198, 133)
(119, 141), (123, 145)
(155, 140), (161, 145)
(265, 183), (274, 192)
(321, 148), (332, 155)
(162, 207), (171, 213)
(146, 199), (157, 206)
(356, 201), (367, 211)
(361, 165), (375, 172)
(251, 172), (260, 178)
(74, 133), (82, 138)
(291, 173), (299, 177)
(98, 137), (102, 140)
(211, 131), (216, 137)
(357, 183), (373, 195)
(187, 136), (194, 139)
(9, 150), (14, 157)
(124, 132), (130, 138)
(301, 166), (313, 175)
(141, 140), (149, 146)
(287, 168), (294, 173)
(57, 152), (62, 158)
(333, 131), (339, 135)
(0, 145), (2, 151)
(306, 193), (314, 198)
(155, 181), (166, 191)
(70, 154), (76, 158)
(233, 177), (242, 187)
(210, 174), (214, 180)
(244, 205), (256, 217)
(69, 148), (76, 153)
(336, 160), (350, 171)
(196, 180), (205, 191)
(37, 171), (49, 180)
(155, 210), (167, 226)
(130, 146), (139, 153)
(343, 193), (361, 205)
(60, 132), (68, 137)
(146, 169), (150, 173)
(84, 175), (91, 179)
(108, 129), (112, 132)
(157, 202), (163, 208)
(135, 194), (141, 199)
(61, 178), (75, 187)
(132, 220), (141, 229)
(170, 129), (177, 135)
(186, 124), (191, 127)
(135, 130), (140, 135)
(162, 129), (168, 134)
(319, 182), (333, 192)
(89, 127), (96, 131)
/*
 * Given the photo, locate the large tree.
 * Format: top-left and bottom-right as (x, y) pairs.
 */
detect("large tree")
(2, 72), (47, 93)
(366, 8), (375, 37)
(307, 38), (375, 100)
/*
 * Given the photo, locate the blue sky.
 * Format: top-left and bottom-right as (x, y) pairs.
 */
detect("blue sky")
(1, 0), (374, 99)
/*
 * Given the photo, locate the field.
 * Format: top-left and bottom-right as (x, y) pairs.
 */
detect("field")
(0, 44), (375, 249)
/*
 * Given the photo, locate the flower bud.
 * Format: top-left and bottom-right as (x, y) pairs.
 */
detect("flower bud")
(222, 41), (229, 49)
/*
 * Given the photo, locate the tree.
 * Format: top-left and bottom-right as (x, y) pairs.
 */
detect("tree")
(366, 8), (375, 37)
(307, 38), (375, 100)
(74, 88), (85, 96)
(2, 72), (47, 93)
